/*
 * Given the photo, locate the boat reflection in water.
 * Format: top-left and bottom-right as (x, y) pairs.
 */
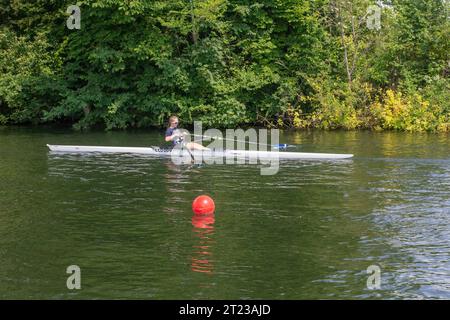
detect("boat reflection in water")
(191, 213), (215, 274)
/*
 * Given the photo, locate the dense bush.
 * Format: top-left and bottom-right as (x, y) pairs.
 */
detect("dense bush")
(0, 0), (448, 131)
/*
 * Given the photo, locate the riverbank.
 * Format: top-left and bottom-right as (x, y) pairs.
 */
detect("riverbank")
(1, 1), (448, 132)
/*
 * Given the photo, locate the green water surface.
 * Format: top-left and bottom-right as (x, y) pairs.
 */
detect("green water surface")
(0, 127), (448, 299)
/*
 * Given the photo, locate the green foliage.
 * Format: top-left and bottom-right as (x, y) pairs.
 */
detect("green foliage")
(390, 0), (449, 87)
(0, 28), (62, 124)
(0, 0), (448, 131)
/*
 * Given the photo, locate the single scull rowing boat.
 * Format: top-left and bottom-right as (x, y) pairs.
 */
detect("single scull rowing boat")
(47, 144), (353, 160)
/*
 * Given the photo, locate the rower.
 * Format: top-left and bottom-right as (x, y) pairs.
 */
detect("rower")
(165, 116), (209, 150)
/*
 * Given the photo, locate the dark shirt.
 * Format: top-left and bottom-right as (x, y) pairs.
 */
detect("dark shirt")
(165, 127), (183, 146)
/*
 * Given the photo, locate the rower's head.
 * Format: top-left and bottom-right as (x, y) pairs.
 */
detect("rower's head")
(168, 115), (179, 128)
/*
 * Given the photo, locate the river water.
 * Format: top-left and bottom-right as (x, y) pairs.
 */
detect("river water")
(0, 127), (448, 299)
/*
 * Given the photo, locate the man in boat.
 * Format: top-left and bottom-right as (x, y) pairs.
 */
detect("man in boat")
(165, 116), (209, 150)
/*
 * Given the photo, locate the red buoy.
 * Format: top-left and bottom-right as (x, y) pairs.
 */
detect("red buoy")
(192, 195), (215, 215)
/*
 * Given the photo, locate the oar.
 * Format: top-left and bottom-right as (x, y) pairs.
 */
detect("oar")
(272, 144), (297, 150)
(187, 133), (297, 150)
(182, 141), (195, 162)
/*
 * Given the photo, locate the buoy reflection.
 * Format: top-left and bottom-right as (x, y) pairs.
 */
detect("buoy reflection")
(191, 213), (215, 274)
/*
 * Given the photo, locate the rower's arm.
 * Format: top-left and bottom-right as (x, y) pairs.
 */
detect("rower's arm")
(165, 135), (173, 142)
(165, 133), (179, 142)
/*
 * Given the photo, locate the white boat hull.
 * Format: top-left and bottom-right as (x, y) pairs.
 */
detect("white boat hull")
(46, 144), (353, 160)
